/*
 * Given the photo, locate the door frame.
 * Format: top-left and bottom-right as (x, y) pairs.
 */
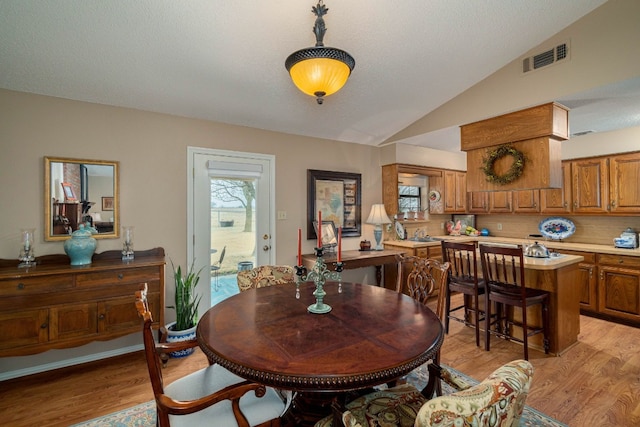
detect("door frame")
(187, 147), (276, 300)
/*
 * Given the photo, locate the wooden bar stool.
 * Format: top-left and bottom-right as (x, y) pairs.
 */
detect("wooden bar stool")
(479, 244), (550, 360)
(441, 240), (485, 347)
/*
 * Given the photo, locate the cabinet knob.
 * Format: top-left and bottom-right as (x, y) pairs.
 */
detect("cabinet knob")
(40, 323), (48, 329)
(118, 273), (124, 280)
(611, 200), (616, 207)
(98, 314), (105, 320)
(618, 259), (624, 264)
(17, 283), (25, 290)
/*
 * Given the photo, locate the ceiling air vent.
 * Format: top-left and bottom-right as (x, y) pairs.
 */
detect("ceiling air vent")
(522, 41), (569, 73)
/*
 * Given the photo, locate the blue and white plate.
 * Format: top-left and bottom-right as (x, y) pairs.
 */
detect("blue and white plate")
(538, 217), (576, 240)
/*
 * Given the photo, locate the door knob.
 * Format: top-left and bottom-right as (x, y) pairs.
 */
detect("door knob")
(263, 234), (270, 240)
(263, 245), (271, 251)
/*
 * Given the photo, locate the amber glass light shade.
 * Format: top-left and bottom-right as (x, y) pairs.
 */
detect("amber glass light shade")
(287, 48), (354, 103)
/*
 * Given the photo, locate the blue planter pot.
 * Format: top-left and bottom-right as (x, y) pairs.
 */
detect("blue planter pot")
(63, 225), (97, 266)
(165, 322), (197, 358)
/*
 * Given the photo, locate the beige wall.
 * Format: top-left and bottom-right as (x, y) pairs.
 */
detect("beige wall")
(0, 88), (388, 376)
(390, 0), (640, 141)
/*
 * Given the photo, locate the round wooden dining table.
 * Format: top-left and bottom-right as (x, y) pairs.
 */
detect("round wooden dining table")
(197, 281), (444, 425)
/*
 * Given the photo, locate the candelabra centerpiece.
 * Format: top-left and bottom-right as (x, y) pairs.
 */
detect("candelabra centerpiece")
(296, 247), (343, 314)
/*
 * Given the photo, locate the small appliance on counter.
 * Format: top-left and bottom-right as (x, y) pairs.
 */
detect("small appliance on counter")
(614, 228), (638, 249)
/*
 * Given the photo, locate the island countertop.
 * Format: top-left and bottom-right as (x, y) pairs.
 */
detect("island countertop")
(384, 235), (640, 257)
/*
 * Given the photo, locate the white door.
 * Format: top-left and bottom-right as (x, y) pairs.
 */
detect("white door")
(188, 147), (275, 306)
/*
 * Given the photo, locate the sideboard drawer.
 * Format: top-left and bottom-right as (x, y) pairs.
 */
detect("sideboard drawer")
(76, 267), (161, 287)
(0, 275), (73, 296)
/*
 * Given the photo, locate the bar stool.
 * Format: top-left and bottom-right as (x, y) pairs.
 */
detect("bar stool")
(441, 240), (485, 347)
(479, 244), (550, 360)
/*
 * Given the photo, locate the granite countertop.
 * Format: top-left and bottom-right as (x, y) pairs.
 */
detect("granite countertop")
(384, 235), (640, 257)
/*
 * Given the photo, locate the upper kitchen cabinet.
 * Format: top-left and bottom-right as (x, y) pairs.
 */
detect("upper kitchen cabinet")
(467, 191), (488, 213)
(571, 157), (610, 214)
(488, 191), (512, 213)
(540, 161), (572, 214)
(443, 170), (467, 213)
(381, 164), (442, 218)
(513, 189), (540, 213)
(609, 152), (640, 214)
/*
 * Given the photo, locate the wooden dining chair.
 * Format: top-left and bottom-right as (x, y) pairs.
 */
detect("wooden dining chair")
(441, 240), (485, 347)
(478, 244), (550, 360)
(135, 284), (286, 427)
(237, 265), (295, 292)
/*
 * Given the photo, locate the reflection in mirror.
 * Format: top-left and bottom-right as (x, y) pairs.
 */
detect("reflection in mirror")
(44, 157), (119, 241)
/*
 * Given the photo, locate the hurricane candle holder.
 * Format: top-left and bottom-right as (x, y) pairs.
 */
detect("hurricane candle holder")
(18, 228), (36, 268)
(122, 226), (134, 261)
(295, 246), (343, 314)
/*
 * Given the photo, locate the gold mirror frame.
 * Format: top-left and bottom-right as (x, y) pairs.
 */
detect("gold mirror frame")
(44, 156), (120, 241)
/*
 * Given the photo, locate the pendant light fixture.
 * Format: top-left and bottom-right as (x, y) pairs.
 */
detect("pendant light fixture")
(285, 1), (355, 104)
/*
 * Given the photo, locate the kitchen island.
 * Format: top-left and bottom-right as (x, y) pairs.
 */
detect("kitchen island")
(385, 237), (584, 355)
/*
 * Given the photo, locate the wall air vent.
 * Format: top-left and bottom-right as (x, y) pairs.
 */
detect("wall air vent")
(522, 41), (569, 73)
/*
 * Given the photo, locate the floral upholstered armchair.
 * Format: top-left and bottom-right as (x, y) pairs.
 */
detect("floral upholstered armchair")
(236, 265), (295, 292)
(336, 359), (534, 427)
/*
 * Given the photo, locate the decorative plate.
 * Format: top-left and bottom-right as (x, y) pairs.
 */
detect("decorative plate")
(395, 221), (406, 240)
(538, 217), (576, 240)
(428, 190), (441, 203)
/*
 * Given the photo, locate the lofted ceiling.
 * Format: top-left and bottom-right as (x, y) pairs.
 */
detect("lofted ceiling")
(4, 0), (631, 152)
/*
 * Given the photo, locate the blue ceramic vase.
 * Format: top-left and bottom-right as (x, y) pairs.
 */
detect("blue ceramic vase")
(64, 224), (97, 266)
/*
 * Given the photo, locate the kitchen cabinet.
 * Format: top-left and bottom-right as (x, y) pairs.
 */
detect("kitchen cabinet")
(381, 163), (442, 217)
(597, 254), (640, 323)
(609, 152), (640, 214)
(0, 248), (165, 357)
(443, 170), (467, 213)
(556, 250), (597, 313)
(540, 161), (572, 213)
(513, 189), (540, 213)
(570, 157), (610, 214)
(488, 191), (512, 213)
(467, 191), (488, 213)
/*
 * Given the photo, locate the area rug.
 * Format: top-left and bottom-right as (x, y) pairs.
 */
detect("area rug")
(71, 364), (567, 427)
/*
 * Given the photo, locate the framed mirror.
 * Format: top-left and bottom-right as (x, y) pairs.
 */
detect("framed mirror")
(44, 156), (120, 241)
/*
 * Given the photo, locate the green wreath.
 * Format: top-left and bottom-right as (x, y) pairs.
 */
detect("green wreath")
(481, 145), (525, 185)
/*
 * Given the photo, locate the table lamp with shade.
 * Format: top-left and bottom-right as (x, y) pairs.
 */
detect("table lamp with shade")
(366, 204), (392, 251)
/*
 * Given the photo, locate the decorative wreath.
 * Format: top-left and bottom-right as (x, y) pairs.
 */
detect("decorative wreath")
(481, 144), (526, 185)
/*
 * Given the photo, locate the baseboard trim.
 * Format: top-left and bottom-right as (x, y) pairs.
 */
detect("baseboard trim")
(0, 344), (144, 381)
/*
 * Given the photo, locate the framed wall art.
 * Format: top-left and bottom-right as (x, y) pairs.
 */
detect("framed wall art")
(102, 196), (114, 211)
(307, 169), (361, 239)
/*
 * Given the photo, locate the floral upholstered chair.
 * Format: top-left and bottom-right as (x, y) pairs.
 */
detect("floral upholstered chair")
(339, 359), (534, 427)
(237, 265), (295, 292)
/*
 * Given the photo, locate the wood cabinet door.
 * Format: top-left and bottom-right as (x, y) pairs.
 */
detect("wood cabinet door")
(578, 263), (597, 312)
(540, 161), (572, 213)
(50, 303), (98, 341)
(598, 266), (640, 322)
(467, 191), (488, 213)
(443, 171), (466, 212)
(97, 293), (158, 334)
(513, 189), (540, 213)
(0, 309), (49, 351)
(489, 191), (512, 212)
(572, 158), (609, 213)
(609, 152), (640, 214)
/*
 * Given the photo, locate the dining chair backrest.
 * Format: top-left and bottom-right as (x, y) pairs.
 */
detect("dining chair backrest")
(237, 265), (295, 292)
(397, 255), (451, 320)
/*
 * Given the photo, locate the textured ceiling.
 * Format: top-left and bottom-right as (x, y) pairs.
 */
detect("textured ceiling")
(2, 0), (625, 151)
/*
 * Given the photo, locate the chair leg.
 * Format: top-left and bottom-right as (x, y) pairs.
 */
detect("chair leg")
(444, 286), (451, 334)
(521, 303), (529, 361)
(473, 294), (480, 347)
(485, 294), (491, 352)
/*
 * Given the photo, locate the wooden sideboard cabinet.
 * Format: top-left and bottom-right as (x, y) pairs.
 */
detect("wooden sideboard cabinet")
(0, 247), (165, 357)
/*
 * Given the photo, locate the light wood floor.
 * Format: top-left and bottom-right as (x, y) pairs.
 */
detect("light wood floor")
(2, 298), (640, 426)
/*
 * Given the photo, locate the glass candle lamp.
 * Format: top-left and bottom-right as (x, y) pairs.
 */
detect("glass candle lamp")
(18, 228), (36, 268)
(122, 226), (134, 261)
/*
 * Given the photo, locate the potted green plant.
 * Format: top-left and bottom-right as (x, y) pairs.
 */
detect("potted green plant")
(165, 259), (204, 358)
